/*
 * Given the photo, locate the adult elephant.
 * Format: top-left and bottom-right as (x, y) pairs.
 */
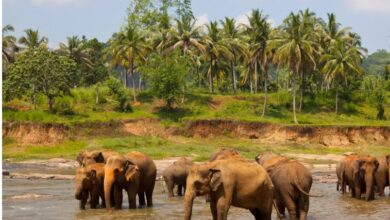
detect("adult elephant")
(125, 151), (157, 207)
(184, 159), (274, 220)
(255, 153), (318, 220)
(103, 155), (140, 210)
(162, 157), (194, 197)
(77, 150), (119, 167)
(375, 155), (389, 196)
(339, 155), (379, 201)
(104, 151), (156, 210)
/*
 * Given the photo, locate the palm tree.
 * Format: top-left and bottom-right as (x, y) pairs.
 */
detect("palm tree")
(220, 17), (243, 94)
(203, 21), (232, 94)
(321, 40), (364, 114)
(269, 13), (318, 124)
(243, 9), (271, 95)
(18, 29), (48, 49)
(108, 24), (149, 102)
(3, 25), (18, 64)
(170, 16), (205, 54)
(58, 36), (92, 68)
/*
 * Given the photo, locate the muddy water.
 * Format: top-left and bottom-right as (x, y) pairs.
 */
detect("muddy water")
(3, 170), (390, 220)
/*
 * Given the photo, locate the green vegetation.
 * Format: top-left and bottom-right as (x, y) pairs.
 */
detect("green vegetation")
(4, 135), (389, 161)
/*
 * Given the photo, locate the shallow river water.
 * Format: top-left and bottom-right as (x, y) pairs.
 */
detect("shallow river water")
(3, 168), (390, 220)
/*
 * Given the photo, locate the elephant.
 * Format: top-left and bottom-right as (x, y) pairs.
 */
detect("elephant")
(75, 163), (105, 210)
(374, 155), (389, 196)
(339, 155), (379, 201)
(255, 153), (318, 220)
(76, 150), (119, 167)
(162, 157), (194, 197)
(104, 151), (156, 210)
(387, 155), (390, 190)
(184, 158), (274, 220)
(124, 151), (157, 208)
(209, 148), (243, 162)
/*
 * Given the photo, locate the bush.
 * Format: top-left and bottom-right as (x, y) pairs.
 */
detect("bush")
(105, 77), (132, 112)
(53, 96), (75, 115)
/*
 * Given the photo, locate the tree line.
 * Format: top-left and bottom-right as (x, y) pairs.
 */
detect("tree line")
(2, 0), (390, 123)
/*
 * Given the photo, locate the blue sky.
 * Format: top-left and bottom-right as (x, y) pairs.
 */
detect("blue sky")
(3, 0), (390, 53)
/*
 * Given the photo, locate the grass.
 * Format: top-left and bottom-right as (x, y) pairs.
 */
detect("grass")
(3, 88), (390, 126)
(3, 135), (389, 161)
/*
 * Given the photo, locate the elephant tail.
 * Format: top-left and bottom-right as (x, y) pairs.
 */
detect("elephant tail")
(293, 181), (323, 197)
(272, 199), (283, 219)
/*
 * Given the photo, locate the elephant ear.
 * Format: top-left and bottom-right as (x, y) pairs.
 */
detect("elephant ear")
(94, 152), (105, 163)
(209, 168), (222, 191)
(89, 169), (97, 178)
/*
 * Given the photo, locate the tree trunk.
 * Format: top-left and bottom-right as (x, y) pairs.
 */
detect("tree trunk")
(209, 57), (213, 94)
(139, 76), (142, 91)
(261, 64), (268, 117)
(335, 82), (339, 114)
(48, 96), (54, 112)
(292, 74), (298, 124)
(254, 61), (258, 94)
(299, 71), (304, 112)
(231, 60), (237, 94)
(32, 84), (37, 110)
(123, 69), (127, 88)
(249, 71), (253, 94)
(95, 85), (99, 105)
(130, 59), (137, 103)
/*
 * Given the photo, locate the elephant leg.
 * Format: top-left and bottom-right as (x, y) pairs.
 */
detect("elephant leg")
(100, 193), (106, 208)
(177, 184), (183, 196)
(284, 195), (298, 220)
(249, 209), (262, 220)
(114, 186), (123, 209)
(377, 182), (385, 196)
(209, 194), (218, 220)
(90, 192), (99, 209)
(216, 196), (228, 220)
(79, 191), (88, 210)
(166, 180), (175, 198)
(146, 186), (154, 207)
(298, 195), (309, 220)
(276, 198), (286, 218)
(127, 188), (137, 209)
(138, 191), (146, 207)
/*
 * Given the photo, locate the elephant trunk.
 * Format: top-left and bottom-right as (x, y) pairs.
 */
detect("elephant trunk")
(104, 170), (115, 210)
(183, 189), (195, 220)
(365, 175), (375, 201)
(75, 181), (84, 200)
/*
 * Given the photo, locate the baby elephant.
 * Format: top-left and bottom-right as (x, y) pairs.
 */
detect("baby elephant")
(162, 157), (194, 197)
(75, 163), (105, 209)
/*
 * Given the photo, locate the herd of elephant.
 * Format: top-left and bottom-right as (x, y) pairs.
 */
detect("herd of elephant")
(74, 149), (390, 220)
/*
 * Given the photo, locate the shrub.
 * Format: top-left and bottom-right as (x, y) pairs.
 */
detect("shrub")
(105, 77), (132, 112)
(53, 96), (75, 115)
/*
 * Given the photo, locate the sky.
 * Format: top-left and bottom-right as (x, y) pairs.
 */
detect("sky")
(3, 0), (390, 54)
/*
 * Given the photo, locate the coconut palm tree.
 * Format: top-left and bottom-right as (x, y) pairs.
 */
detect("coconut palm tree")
(220, 17), (243, 94)
(2, 25), (18, 64)
(170, 16), (205, 54)
(108, 24), (149, 102)
(269, 12), (318, 124)
(203, 21), (232, 94)
(58, 36), (92, 68)
(321, 39), (364, 114)
(18, 29), (48, 49)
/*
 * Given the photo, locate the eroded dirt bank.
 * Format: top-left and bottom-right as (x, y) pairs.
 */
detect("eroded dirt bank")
(3, 119), (390, 146)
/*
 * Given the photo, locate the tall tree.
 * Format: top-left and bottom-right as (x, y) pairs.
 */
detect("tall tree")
(2, 25), (18, 64)
(18, 29), (48, 49)
(269, 12), (318, 124)
(321, 40), (364, 114)
(221, 17), (243, 94)
(203, 21), (232, 94)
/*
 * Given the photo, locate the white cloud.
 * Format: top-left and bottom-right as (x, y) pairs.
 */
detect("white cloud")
(236, 11), (251, 26)
(345, 0), (390, 13)
(236, 11), (276, 27)
(195, 14), (209, 27)
(31, 0), (91, 6)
